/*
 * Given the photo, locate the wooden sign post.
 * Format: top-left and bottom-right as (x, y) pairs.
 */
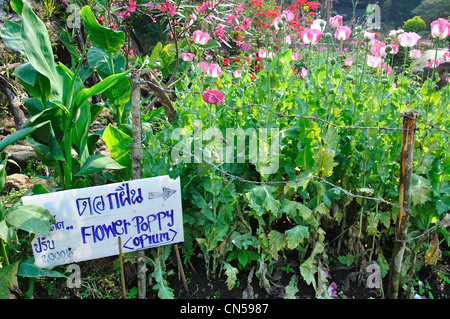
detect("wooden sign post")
(388, 109), (418, 299)
(22, 176), (183, 269)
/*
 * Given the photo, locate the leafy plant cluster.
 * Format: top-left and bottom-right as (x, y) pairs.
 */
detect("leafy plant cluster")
(0, 0), (449, 299)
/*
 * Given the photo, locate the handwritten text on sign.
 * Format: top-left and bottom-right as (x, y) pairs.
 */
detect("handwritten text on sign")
(22, 176), (183, 268)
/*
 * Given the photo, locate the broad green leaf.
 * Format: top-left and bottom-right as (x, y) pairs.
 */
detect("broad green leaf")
(0, 261), (19, 299)
(245, 185), (280, 217)
(154, 282), (174, 299)
(80, 6), (125, 55)
(300, 242), (324, 286)
(20, 2), (63, 101)
(190, 188), (216, 223)
(75, 154), (125, 176)
(87, 46), (126, 77)
(13, 63), (38, 87)
(10, 0), (23, 16)
(95, 0), (108, 6)
(0, 120), (50, 151)
(238, 250), (249, 268)
(314, 147), (338, 177)
(5, 205), (55, 236)
(23, 106), (66, 147)
(0, 220), (9, 242)
(338, 253), (355, 267)
(17, 258), (65, 278)
(280, 199), (313, 222)
(411, 174), (432, 206)
(102, 124), (132, 179)
(223, 262), (239, 290)
(285, 225), (309, 249)
(149, 42), (162, 64)
(14, 63), (51, 104)
(203, 39), (221, 51)
(74, 71), (129, 108)
(0, 19), (25, 54)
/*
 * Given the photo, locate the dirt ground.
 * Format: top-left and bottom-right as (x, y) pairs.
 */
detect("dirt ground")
(31, 248), (450, 300)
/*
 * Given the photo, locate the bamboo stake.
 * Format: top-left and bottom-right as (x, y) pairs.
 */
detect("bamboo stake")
(130, 70), (147, 299)
(118, 236), (127, 299)
(174, 243), (189, 294)
(387, 109), (418, 299)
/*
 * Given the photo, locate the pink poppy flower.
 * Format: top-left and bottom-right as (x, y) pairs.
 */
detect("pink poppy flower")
(430, 18), (450, 40)
(371, 41), (387, 57)
(398, 32), (420, 48)
(233, 70), (242, 78)
(258, 49), (268, 58)
(428, 59), (440, 68)
(197, 61), (209, 72)
(381, 64), (392, 76)
(301, 67), (308, 79)
(301, 28), (322, 44)
(389, 43), (399, 54)
(193, 30), (210, 45)
(335, 26), (351, 41)
(181, 53), (195, 61)
(344, 58), (353, 67)
(443, 52), (450, 61)
(202, 89), (224, 105)
(367, 55), (382, 68)
(329, 15), (343, 28)
(206, 63), (222, 77)
(364, 32), (376, 46)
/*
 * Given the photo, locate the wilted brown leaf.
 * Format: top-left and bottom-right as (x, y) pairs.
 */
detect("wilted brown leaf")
(425, 233), (442, 266)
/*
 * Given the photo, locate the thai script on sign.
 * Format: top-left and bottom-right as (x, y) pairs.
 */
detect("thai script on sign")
(75, 182), (144, 216)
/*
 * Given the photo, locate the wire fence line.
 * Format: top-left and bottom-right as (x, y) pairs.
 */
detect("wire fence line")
(138, 80), (447, 243)
(165, 144), (414, 216)
(164, 144), (444, 243)
(140, 80), (450, 135)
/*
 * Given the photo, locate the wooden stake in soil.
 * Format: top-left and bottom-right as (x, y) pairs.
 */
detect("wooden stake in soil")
(130, 70), (147, 299)
(118, 236), (127, 299)
(387, 109), (418, 299)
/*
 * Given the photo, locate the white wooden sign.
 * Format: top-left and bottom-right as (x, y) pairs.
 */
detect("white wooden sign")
(22, 176), (183, 268)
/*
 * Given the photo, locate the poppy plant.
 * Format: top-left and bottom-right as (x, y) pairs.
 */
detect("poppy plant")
(329, 15), (343, 28)
(428, 59), (440, 68)
(181, 53), (195, 61)
(334, 26), (351, 41)
(301, 28), (322, 44)
(371, 41), (387, 57)
(430, 18), (450, 40)
(202, 89), (224, 105)
(444, 52), (450, 61)
(366, 55), (382, 68)
(397, 32), (420, 48)
(207, 63), (222, 77)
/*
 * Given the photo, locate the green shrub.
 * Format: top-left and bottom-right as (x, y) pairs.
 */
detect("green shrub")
(412, 0), (450, 25)
(402, 16), (427, 32)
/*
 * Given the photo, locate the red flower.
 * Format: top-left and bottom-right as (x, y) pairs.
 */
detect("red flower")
(306, 1), (319, 10)
(202, 89), (224, 105)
